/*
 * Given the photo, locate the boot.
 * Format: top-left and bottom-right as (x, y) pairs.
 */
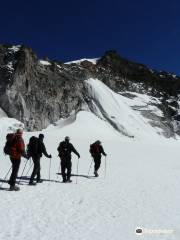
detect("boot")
(29, 181), (37, 186)
(37, 179), (43, 183)
(66, 179), (72, 183)
(94, 171), (99, 177)
(9, 185), (20, 191)
(62, 176), (67, 183)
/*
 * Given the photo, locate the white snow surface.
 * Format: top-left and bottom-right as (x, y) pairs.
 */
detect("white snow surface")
(0, 108), (8, 118)
(120, 91), (163, 117)
(6, 62), (14, 72)
(65, 58), (99, 65)
(8, 45), (21, 52)
(39, 60), (51, 66)
(5, 45), (21, 72)
(0, 79), (180, 240)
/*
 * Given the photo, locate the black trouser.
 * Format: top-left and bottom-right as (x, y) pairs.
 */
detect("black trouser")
(61, 158), (72, 182)
(93, 155), (101, 171)
(9, 158), (21, 187)
(30, 156), (41, 183)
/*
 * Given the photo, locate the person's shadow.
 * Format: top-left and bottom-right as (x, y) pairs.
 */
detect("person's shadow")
(57, 173), (96, 179)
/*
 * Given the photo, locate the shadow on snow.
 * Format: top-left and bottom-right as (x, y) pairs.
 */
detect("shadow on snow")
(0, 172), (96, 190)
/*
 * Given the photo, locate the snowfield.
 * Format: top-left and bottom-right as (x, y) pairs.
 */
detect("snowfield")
(0, 78), (180, 240)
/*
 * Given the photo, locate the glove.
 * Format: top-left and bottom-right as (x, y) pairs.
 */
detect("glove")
(26, 153), (31, 159)
(48, 154), (52, 158)
(78, 154), (80, 159)
(23, 153), (29, 159)
(104, 153), (107, 156)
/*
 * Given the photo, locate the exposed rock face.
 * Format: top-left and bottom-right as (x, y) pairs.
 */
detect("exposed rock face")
(0, 45), (180, 136)
(0, 45), (84, 130)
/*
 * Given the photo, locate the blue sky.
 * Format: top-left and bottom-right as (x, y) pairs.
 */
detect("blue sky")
(0, 0), (180, 74)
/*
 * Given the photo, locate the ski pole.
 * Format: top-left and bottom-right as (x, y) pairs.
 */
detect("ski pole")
(87, 159), (93, 177)
(104, 156), (107, 179)
(0, 166), (12, 188)
(76, 157), (80, 184)
(57, 160), (61, 179)
(48, 157), (52, 184)
(25, 161), (33, 177)
(18, 159), (29, 185)
(29, 157), (32, 166)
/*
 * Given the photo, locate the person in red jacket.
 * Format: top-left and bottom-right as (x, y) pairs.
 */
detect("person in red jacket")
(8, 129), (27, 191)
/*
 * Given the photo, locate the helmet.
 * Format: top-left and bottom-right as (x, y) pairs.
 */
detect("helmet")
(96, 140), (101, 145)
(39, 134), (44, 139)
(65, 136), (70, 141)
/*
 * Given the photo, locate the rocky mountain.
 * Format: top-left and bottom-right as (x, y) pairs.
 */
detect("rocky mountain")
(0, 44), (180, 137)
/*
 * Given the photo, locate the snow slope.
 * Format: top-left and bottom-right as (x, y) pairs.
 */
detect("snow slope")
(86, 78), (167, 139)
(0, 79), (180, 240)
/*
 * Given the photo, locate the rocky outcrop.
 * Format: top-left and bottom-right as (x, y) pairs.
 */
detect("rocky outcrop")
(0, 45), (84, 130)
(0, 44), (180, 136)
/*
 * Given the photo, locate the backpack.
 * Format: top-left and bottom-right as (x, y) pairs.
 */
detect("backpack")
(58, 142), (71, 157)
(4, 133), (15, 155)
(89, 143), (96, 155)
(27, 136), (39, 157)
(89, 143), (100, 156)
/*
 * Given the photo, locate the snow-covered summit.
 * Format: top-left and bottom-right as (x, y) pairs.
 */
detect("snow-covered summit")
(65, 58), (99, 65)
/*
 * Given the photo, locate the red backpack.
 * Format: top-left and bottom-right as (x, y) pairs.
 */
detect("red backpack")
(3, 133), (15, 155)
(89, 143), (99, 155)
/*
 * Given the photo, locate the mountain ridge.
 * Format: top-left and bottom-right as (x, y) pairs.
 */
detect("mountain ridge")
(0, 44), (180, 137)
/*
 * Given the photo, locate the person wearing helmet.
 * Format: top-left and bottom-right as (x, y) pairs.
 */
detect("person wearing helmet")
(57, 136), (80, 183)
(89, 140), (107, 177)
